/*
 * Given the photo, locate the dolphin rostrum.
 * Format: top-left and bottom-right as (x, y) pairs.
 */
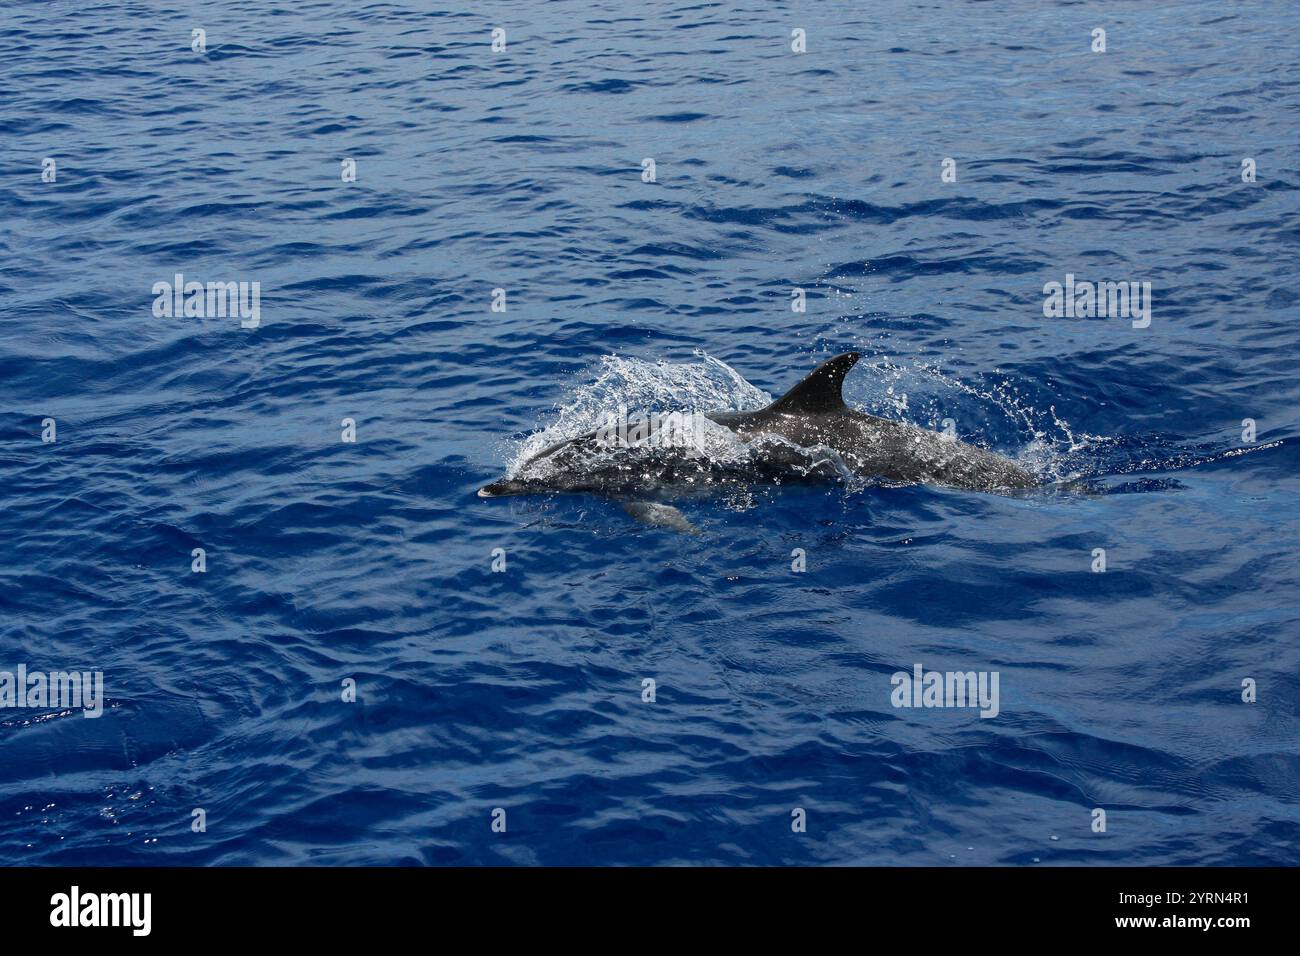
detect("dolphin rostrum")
(478, 352), (1038, 520)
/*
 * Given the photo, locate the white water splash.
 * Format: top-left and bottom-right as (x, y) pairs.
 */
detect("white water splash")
(507, 351), (771, 476)
(843, 353), (1096, 484)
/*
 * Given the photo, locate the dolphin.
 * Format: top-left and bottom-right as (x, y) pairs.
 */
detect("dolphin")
(478, 352), (1038, 524)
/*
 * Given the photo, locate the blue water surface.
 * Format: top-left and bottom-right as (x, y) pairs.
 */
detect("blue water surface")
(1, 0), (1298, 865)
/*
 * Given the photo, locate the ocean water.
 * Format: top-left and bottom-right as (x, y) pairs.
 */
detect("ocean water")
(1, 0), (1298, 866)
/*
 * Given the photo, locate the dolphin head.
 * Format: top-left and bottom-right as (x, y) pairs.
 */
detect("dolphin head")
(477, 477), (536, 497)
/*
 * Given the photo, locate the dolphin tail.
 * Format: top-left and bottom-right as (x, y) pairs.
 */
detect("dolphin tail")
(765, 351), (861, 415)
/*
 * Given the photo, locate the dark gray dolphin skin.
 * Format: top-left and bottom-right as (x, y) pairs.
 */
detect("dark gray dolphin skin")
(478, 352), (1038, 505)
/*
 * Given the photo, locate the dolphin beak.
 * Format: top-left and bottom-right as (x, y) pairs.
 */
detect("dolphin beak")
(478, 478), (526, 498)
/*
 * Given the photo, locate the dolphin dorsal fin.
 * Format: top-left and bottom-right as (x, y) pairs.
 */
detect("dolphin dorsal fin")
(765, 351), (861, 415)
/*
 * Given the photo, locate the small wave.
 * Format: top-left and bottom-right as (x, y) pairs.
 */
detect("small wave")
(506, 351), (770, 475)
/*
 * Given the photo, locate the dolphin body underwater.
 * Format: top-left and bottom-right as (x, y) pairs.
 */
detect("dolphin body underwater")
(478, 352), (1039, 530)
